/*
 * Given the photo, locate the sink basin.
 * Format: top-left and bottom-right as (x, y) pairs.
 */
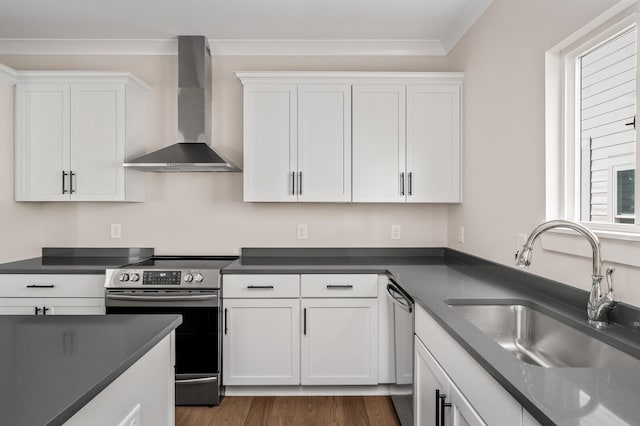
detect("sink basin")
(448, 302), (640, 368)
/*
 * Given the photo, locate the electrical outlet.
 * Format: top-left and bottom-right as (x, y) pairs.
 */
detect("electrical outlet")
(458, 225), (465, 244)
(110, 224), (121, 239)
(391, 225), (401, 240)
(297, 224), (308, 240)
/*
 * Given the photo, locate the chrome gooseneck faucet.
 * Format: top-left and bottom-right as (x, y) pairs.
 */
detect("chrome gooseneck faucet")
(515, 220), (615, 328)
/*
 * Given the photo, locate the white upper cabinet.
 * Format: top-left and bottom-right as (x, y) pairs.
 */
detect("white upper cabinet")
(14, 72), (150, 202)
(406, 84), (462, 203)
(238, 72), (463, 204)
(297, 85), (351, 202)
(242, 84), (298, 202)
(241, 78), (351, 202)
(352, 84), (406, 203)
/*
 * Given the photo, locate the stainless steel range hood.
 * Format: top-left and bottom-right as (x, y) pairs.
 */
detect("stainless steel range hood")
(124, 36), (240, 172)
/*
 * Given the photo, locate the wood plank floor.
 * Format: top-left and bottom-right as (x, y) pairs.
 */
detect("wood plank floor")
(175, 396), (400, 426)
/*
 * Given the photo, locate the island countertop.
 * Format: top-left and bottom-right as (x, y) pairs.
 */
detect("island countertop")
(0, 314), (181, 426)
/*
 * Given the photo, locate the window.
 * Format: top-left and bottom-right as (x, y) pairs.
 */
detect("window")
(546, 3), (640, 236)
(579, 27), (636, 225)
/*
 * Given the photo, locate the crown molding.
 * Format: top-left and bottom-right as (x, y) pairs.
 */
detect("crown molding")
(0, 63), (17, 85)
(210, 39), (446, 56)
(0, 39), (177, 55)
(0, 38), (446, 56)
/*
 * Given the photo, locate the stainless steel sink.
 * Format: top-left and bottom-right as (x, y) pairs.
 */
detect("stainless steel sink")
(448, 303), (640, 368)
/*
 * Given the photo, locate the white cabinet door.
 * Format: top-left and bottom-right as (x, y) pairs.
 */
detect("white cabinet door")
(449, 378), (487, 426)
(297, 84), (351, 202)
(301, 298), (377, 385)
(243, 84), (298, 202)
(15, 83), (70, 201)
(0, 298), (42, 315)
(223, 298), (300, 385)
(46, 298), (106, 315)
(70, 83), (126, 201)
(406, 84), (462, 203)
(352, 84), (406, 203)
(0, 298), (105, 315)
(415, 336), (449, 426)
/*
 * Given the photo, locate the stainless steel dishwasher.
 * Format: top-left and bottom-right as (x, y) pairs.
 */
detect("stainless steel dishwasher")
(387, 279), (415, 426)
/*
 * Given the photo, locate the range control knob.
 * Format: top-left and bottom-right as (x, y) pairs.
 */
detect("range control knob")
(184, 273), (194, 283)
(129, 273), (140, 282)
(119, 273), (130, 282)
(194, 273), (204, 283)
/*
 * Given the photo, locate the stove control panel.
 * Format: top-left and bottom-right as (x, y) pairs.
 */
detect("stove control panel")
(106, 268), (220, 289)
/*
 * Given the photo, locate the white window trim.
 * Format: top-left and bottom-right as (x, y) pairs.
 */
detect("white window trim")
(545, 0), (640, 266)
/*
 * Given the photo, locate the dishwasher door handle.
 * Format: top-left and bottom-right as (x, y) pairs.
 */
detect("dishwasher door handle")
(387, 283), (413, 313)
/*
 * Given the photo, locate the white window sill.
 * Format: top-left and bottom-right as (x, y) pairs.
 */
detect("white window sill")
(541, 227), (640, 267)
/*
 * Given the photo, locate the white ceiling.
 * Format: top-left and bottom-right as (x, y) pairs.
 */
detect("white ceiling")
(0, 0), (493, 55)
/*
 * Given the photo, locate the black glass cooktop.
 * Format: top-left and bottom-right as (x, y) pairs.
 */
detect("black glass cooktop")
(123, 255), (238, 270)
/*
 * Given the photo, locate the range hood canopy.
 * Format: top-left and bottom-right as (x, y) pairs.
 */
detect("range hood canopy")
(124, 35), (240, 172)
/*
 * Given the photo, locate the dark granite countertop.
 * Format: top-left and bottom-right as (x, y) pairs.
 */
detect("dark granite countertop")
(0, 314), (181, 426)
(223, 248), (640, 426)
(0, 248), (154, 274)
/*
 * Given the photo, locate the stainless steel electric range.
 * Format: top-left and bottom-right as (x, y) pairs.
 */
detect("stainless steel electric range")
(104, 255), (237, 406)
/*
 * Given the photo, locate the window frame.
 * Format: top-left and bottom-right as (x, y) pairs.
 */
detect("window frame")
(547, 5), (640, 238)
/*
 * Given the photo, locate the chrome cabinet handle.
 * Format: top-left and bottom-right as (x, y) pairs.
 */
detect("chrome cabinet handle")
(400, 172), (405, 195)
(326, 284), (353, 289)
(247, 285), (274, 289)
(408, 172), (413, 196)
(27, 284), (55, 288)
(62, 171), (68, 194)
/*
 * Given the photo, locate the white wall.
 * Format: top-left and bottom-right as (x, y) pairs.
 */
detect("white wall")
(0, 54), (450, 259)
(445, 0), (640, 307)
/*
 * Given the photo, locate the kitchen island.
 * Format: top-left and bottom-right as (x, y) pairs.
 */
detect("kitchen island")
(0, 314), (180, 426)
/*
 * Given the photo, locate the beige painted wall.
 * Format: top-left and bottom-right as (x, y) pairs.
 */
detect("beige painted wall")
(444, 0), (640, 306)
(0, 55), (450, 259)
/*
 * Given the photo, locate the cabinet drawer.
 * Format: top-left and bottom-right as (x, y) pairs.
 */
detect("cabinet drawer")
(223, 275), (300, 298)
(0, 274), (105, 298)
(301, 274), (378, 298)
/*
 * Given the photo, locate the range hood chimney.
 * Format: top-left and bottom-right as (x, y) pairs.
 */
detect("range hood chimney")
(124, 35), (240, 172)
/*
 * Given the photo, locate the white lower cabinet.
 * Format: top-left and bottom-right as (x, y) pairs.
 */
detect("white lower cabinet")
(0, 274), (106, 315)
(415, 304), (535, 426)
(301, 298), (378, 385)
(222, 273), (379, 387)
(223, 298), (300, 385)
(64, 332), (174, 426)
(415, 336), (485, 426)
(0, 297), (105, 315)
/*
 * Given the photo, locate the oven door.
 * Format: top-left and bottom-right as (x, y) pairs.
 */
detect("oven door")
(106, 291), (221, 406)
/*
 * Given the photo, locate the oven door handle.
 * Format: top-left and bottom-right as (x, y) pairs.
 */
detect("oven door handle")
(175, 376), (218, 385)
(105, 294), (218, 302)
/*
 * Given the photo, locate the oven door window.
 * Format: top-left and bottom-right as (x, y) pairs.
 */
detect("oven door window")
(107, 306), (218, 374)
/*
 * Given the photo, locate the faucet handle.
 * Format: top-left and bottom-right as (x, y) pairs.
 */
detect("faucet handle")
(605, 267), (614, 296)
